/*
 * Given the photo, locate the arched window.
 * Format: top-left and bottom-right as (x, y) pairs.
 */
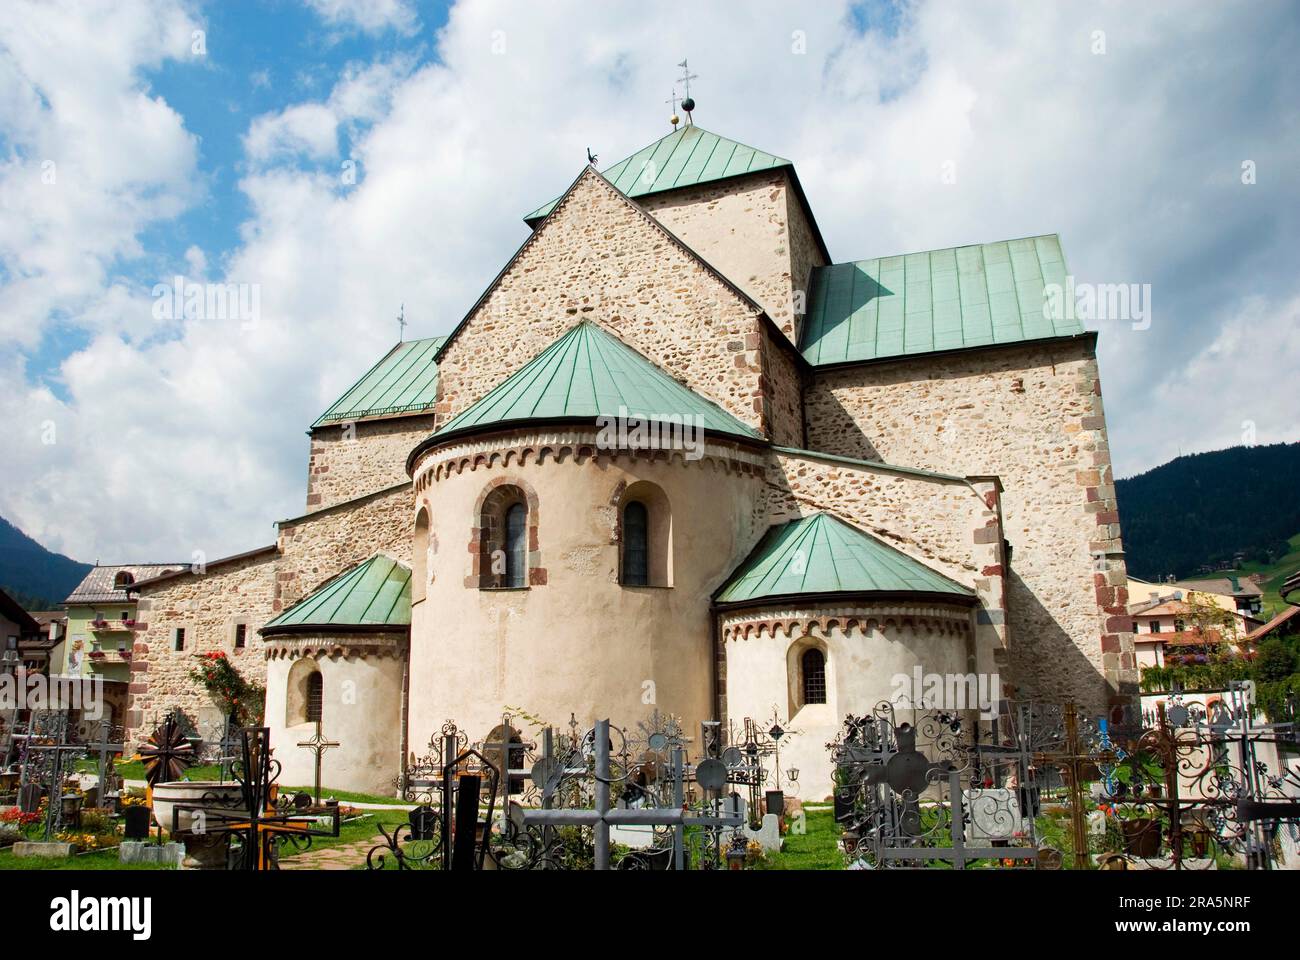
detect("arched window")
(306, 672), (324, 723)
(412, 507), (430, 603)
(113, 571), (134, 588)
(504, 503), (527, 588)
(801, 648), (827, 705)
(478, 485), (532, 589)
(287, 660), (323, 727)
(616, 481), (672, 588)
(622, 501), (649, 586)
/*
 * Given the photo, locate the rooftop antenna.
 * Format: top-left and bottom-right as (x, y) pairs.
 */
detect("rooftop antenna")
(676, 59), (698, 124)
(397, 302), (406, 342)
(666, 87), (680, 129)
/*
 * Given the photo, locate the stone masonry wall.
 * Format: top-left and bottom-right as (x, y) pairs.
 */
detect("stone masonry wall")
(276, 483), (412, 612)
(128, 549), (278, 745)
(434, 169), (772, 437)
(639, 170), (826, 343)
(306, 414), (435, 511)
(784, 185), (825, 344)
(765, 450), (1008, 676)
(125, 483), (414, 747)
(803, 337), (1135, 712)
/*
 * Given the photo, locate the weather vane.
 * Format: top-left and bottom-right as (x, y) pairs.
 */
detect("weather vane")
(676, 59), (698, 124)
(397, 302), (406, 341)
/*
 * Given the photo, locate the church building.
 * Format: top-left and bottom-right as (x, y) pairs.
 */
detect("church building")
(123, 118), (1136, 800)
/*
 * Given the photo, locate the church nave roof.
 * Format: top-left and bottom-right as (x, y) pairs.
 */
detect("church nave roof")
(800, 234), (1086, 367)
(313, 335), (447, 428)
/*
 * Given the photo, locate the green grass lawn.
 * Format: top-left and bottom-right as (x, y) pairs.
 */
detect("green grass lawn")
(1180, 531), (1300, 619)
(752, 808), (843, 870)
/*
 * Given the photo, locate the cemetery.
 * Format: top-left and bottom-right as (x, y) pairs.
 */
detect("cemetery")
(3, 687), (1297, 872)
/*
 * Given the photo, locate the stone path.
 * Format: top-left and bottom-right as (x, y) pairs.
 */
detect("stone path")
(280, 833), (387, 871)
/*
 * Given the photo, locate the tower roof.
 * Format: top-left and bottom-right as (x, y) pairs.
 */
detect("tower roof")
(313, 336), (447, 428)
(800, 235), (1085, 366)
(261, 554), (411, 635)
(421, 321), (762, 450)
(524, 125), (792, 224)
(714, 512), (975, 607)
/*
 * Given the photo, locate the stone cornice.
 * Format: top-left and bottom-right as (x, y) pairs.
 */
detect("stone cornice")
(720, 601), (974, 642)
(413, 427), (769, 490)
(263, 631), (409, 661)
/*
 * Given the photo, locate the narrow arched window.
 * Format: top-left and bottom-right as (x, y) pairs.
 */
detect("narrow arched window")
(412, 508), (430, 602)
(306, 671), (324, 723)
(622, 501), (649, 586)
(504, 502), (527, 588)
(802, 648), (826, 705)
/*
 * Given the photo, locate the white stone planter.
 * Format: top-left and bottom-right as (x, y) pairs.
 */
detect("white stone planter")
(151, 781), (244, 836)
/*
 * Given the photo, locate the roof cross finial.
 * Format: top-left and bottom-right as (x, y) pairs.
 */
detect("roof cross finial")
(676, 59), (698, 124)
(666, 88), (680, 129)
(397, 302), (406, 342)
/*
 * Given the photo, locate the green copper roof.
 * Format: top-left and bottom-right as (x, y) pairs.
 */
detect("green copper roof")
(800, 235), (1082, 366)
(525, 125), (792, 223)
(431, 321), (762, 443)
(313, 336), (447, 427)
(715, 512), (974, 606)
(262, 554), (411, 632)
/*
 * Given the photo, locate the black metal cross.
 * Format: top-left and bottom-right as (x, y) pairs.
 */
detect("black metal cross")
(296, 720), (339, 805)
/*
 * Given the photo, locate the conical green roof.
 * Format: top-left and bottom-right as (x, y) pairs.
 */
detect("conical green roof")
(262, 554), (411, 634)
(428, 322), (761, 444)
(715, 513), (975, 606)
(525, 125), (792, 223)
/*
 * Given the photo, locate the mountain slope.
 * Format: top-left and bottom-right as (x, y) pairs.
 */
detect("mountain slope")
(0, 516), (91, 609)
(1115, 443), (1300, 581)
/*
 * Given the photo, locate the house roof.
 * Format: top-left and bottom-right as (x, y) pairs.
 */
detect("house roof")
(524, 125), (792, 225)
(312, 336), (447, 428)
(261, 554), (411, 635)
(1177, 576), (1264, 598)
(64, 564), (187, 605)
(0, 587), (40, 635)
(800, 234), (1085, 367)
(714, 512), (975, 607)
(1247, 604), (1300, 642)
(419, 321), (762, 453)
(1130, 600), (1188, 618)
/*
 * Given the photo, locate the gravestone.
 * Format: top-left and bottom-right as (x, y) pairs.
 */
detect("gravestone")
(742, 813), (782, 852)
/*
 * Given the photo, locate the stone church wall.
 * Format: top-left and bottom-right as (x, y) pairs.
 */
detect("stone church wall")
(305, 414), (435, 511)
(639, 169), (826, 343)
(802, 336), (1134, 711)
(276, 482), (413, 611)
(124, 483), (414, 748)
(763, 450), (1008, 683)
(127, 548), (278, 745)
(434, 170), (770, 438)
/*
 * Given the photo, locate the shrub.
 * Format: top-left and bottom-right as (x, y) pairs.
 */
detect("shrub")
(188, 651), (265, 725)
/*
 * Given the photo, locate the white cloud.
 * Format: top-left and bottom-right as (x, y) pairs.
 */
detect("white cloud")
(302, 0), (419, 36)
(0, 0), (203, 347)
(1, 0), (1297, 564)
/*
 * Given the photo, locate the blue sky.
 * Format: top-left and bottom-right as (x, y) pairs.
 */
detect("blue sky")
(1, 0), (1297, 562)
